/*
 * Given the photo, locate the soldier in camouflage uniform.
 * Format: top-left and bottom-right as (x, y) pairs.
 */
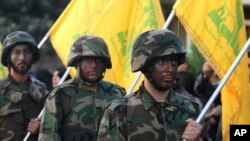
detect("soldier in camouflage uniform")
(0, 31), (48, 141)
(97, 29), (203, 141)
(38, 35), (126, 141)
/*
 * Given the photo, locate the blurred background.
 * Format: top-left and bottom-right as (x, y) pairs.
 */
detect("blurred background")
(0, 0), (69, 72)
(0, 0), (249, 77)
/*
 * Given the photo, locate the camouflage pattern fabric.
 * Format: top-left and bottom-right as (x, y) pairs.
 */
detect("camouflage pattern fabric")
(97, 82), (201, 141)
(38, 75), (126, 141)
(67, 35), (111, 68)
(131, 29), (186, 72)
(0, 75), (48, 141)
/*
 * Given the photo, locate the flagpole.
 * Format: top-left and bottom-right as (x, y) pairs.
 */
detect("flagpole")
(126, 10), (175, 95)
(37, 31), (50, 49)
(58, 67), (72, 84)
(195, 37), (250, 123)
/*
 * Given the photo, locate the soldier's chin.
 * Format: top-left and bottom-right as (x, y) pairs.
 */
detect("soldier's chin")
(87, 78), (101, 84)
(16, 69), (29, 74)
(152, 82), (171, 91)
(13, 67), (29, 74)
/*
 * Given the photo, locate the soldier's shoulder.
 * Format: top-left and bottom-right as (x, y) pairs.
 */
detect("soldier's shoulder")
(174, 91), (201, 112)
(174, 91), (195, 102)
(30, 76), (47, 88)
(177, 91), (200, 103)
(101, 81), (126, 94)
(107, 95), (132, 111)
(48, 81), (75, 97)
(101, 81), (124, 89)
(0, 77), (10, 89)
(0, 76), (9, 83)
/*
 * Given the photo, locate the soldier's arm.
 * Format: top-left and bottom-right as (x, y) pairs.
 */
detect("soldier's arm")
(38, 90), (62, 141)
(98, 98), (129, 141)
(194, 74), (211, 98)
(97, 108), (125, 141)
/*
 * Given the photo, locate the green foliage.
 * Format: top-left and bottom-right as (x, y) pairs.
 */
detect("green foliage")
(186, 42), (204, 77)
(0, 0), (69, 55)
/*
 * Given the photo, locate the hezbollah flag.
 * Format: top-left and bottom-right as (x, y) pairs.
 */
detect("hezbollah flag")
(0, 42), (8, 78)
(50, 0), (164, 91)
(174, 0), (250, 140)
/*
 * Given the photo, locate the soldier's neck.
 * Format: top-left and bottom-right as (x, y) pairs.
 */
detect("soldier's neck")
(144, 79), (169, 102)
(10, 68), (29, 84)
(81, 83), (99, 92)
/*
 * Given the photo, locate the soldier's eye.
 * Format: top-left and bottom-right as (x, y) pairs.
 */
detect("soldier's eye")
(155, 58), (178, 68)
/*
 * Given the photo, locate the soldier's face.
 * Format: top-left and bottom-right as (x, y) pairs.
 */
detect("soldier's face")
(52, 70), (61, 87)
(10, 44), (33, 74)
(150, 57), (178, 91)
(80, 57), (106, 83)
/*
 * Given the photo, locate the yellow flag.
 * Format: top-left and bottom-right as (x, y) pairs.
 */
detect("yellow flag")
(0, 42), (8, 78)
(50, 0), (164, 91)
(174, 0), (250, 140)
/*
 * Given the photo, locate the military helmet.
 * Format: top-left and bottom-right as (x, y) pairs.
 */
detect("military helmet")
(131, 29), (186, 72)
(67, 35), (112, 68)
(1, 31), (40, 66)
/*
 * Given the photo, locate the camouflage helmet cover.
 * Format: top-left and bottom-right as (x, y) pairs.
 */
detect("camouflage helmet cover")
(1, 31), (40, 66)
(131, 29), (186, 72)
(67, 35), (112, 68)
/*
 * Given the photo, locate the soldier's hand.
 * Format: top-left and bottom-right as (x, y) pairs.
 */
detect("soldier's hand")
(182, 118), (203, 141)
(202, 62), (214, 79)
(27, 118), (40, 134)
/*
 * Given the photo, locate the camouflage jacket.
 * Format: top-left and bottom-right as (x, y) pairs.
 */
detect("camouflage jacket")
(0, 75), (48, 141)
(38, 76), (126, 141)
(97, 83), (201, 141)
